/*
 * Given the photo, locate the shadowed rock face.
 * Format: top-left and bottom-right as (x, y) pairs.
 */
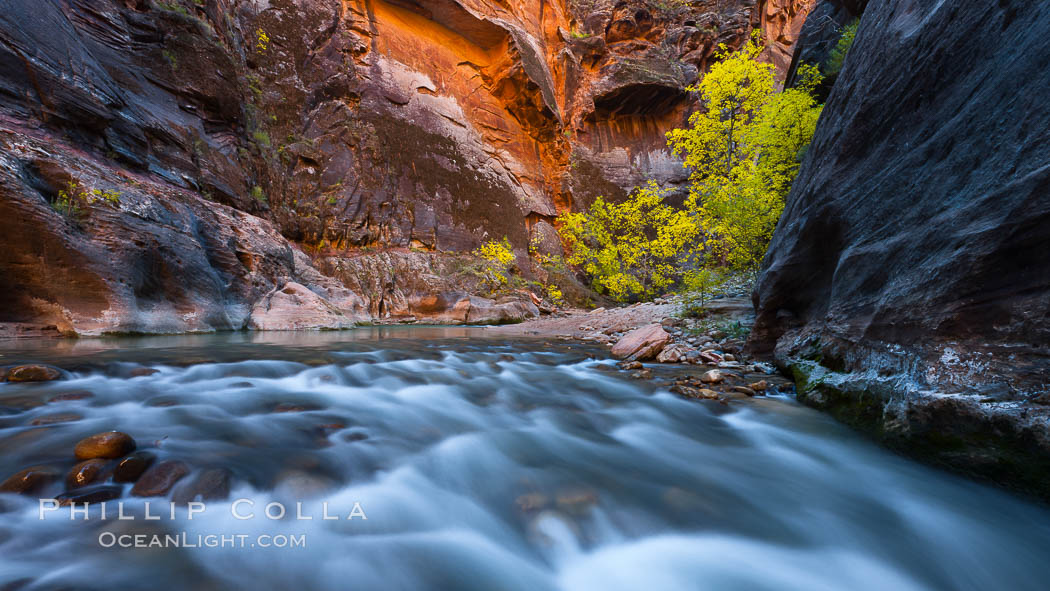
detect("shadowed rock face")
(0, 0), (813, 332)
(751, 0), (1050, 499)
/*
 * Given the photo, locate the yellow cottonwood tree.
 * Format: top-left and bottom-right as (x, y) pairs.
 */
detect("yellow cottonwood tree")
(667, 34), (823, 276)
(558, 181), (700, 302)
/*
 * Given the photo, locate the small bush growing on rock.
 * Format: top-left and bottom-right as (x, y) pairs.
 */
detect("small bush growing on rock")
(53, 181), (120, 218)
(255, 29), (271, 53)
(250, 185), (267, 203)
(825, 20), (859, 76)
(557, 181), (701, 302)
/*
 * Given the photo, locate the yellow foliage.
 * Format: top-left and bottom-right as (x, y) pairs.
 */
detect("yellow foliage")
(473, 238), (515, 291)
(255, 29), (270, 52)
(667, 33), (823, 275)
(557, 181), (701, 302)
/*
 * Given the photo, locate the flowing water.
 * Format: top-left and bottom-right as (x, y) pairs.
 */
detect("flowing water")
(0, 329), (1048, 591)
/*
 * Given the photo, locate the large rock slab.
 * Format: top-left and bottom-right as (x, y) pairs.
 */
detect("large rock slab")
(465, 297), (540, 325)
(751, 0), (1050, 499)
(612, 324), (671, 361)
(247, 282), (358, 331)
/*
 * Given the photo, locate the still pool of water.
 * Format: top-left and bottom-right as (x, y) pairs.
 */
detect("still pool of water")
(0, 329), (1048, 590)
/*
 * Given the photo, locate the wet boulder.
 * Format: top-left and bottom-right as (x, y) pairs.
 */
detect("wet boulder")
(130, 460), (190, 497)
(74, 432), (136, 460)
(113, 451), (156, 483)
(66, 459), (111, 489)
(5, 365), (62, 382)
(0, 466), (59, 494)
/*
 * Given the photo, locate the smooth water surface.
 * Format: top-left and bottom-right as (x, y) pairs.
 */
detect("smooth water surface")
(0, 329), (1048, 591)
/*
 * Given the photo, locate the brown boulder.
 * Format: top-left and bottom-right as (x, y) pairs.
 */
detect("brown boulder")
(130, 460), (190, 497)
(66, 459), (110, 489)
(748, 380), (769, 392)
(74, 432), (136, 460)
(0, 466), (59, 494)
(611, 324), (671, 361)
(112, 451), (156, 483)
(6, 365), (62, 382)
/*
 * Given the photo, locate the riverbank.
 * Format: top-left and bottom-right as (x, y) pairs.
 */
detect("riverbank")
(490, 296), (794, 402)
(497, 297), (1050, 502)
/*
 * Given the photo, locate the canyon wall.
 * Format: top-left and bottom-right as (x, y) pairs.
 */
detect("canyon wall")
(751, 0), (1050, 499)
(0, 0), (811, 333)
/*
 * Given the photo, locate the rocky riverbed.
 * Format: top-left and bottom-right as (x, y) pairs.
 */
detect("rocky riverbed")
(491, 296), (795, 404)
(1, 332), (1050, 591)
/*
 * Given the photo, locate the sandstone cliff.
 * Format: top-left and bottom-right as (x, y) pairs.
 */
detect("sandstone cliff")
(751, 0), (1050, 499)
(0, 0), (811, 332)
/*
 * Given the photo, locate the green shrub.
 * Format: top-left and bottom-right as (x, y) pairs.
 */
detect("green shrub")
(825, 20), (858, 76)
(250, 185), (267, 203)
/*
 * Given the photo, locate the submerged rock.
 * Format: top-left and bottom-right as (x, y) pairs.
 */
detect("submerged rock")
(30, 413), (82, 426)
(130, 461), (190, 497)
(112, 451), (156, 483)
(0, 466), (59, 494)
(172, 468), (232, 504)
(74, 432), (136, 460)
(5, 365), (62, 383)
(57, 485), (122, 506)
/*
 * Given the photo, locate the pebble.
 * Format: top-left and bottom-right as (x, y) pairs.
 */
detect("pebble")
(74, 432), (136, 460)
(723, 354), (736, 362)
(0, 466), (58, 494)
(113, 451), (156, 483)
(130, 460), (190, 497)
(66, 459), (111, 489)
(5, 365), (62, 383)
(731, 386), (757, 397)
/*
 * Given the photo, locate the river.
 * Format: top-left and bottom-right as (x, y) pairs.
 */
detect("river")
(0, 329), (1047, 590)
